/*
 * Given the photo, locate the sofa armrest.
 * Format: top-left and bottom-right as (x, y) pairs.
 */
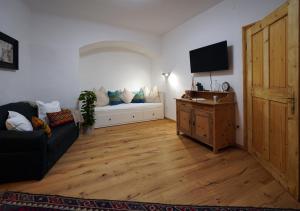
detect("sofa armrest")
(0, 130), (48, 153)
(0, 130), (49, 182)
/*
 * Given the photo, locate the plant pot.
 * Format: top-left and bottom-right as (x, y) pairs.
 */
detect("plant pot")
(82, 125), (94, 135)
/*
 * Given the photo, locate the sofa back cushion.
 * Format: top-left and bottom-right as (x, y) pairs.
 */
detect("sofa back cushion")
(0, 102), (38, 130)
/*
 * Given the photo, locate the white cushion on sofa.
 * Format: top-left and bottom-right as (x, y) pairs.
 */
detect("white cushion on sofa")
(120, 88), (134, 104)
(5, 111), (33, 131)
(95, 86), (109, 106)
(36, 100), (61, 122)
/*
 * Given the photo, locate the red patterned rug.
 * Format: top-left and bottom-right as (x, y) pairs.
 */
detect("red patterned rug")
(0, 191), (297, 211)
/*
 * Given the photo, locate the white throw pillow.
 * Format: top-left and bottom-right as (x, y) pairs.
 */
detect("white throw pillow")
(95, 86), (109, 107)
(145, 86), (161, 103)
(120, 88), (134, 104)
(5, 111), (33, 131)
(36, 100), (61, 122)
(142, 86), (150, 97)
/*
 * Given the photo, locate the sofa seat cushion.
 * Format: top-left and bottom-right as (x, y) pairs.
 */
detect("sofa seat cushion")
(47, 122), (77, 152)
(0, 130), (47, 153)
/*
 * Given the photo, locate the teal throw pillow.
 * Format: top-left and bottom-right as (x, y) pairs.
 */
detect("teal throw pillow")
(132, 89), (145, 103)
(108, 90), (123, 105)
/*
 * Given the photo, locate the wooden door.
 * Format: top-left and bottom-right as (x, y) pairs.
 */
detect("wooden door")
(192, 110), (213, 145)
(246, 0), (299, 199)
(177, 104), (192, 135)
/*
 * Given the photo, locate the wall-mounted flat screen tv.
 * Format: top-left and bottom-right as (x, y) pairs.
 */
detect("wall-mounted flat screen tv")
(189, 40), (228, 73)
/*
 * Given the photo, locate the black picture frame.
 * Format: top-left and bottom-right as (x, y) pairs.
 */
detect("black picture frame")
(0, 32), (19, 70)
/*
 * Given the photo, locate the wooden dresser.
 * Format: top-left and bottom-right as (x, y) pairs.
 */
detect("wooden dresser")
(176, 91), (236, 153)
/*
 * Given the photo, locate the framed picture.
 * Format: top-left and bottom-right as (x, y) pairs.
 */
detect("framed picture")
(0, 32), (18, 70)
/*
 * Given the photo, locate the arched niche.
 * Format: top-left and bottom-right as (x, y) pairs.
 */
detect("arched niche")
(79, 41), (157, 91)
(79, 41), (157, 59)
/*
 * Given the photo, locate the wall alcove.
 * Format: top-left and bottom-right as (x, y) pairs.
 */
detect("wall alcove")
(79, 41), (157, 91)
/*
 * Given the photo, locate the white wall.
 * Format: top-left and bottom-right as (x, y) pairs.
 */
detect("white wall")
(28, 12), (161, 108)
(79, 49), (152, 91)
(0, 0), (32, 105)
(153, 0), (285, 145)
(0, 3), (160, 107)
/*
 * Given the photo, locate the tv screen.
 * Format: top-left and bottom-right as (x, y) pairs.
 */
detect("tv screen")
(189, 41), (228, 73)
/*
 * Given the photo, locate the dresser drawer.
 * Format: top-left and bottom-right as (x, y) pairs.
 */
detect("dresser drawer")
(177, 101), (193, 110)
(193, 104), (213, 112)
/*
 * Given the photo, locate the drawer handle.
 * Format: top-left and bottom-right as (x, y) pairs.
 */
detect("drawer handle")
(132, 115), (135, 118)
(109, 118), (111, 121)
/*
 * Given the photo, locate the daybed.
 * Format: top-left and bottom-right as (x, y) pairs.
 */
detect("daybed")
(95, 93), (164, 128)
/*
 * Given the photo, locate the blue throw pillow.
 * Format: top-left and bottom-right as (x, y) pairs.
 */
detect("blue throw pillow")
(108, 90), (123, 105)
(132, 89), (145, 103)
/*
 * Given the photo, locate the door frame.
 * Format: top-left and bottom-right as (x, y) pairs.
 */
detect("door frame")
(242, 0), (300, 199)
(242, 22), (256, 151)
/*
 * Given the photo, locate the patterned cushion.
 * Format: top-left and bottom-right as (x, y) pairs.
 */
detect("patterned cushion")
(108, 90), (123, 105)
(31, 116), (52, 137)
(47, 109), (74, 128)
(132, 89), (145, 103)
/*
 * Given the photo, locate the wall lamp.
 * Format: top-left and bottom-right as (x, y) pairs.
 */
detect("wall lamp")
(162, 72), (171, 79)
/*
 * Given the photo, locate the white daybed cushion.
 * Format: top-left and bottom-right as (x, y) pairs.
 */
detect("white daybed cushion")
(95, 103), (163, 113)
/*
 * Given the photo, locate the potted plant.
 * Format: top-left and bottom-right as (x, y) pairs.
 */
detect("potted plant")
(78, 90), (97, 135)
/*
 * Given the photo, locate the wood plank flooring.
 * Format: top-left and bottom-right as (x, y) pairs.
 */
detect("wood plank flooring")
(0, 119), (299, 208)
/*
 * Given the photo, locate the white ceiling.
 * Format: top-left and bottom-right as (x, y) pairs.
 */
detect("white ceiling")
(23, 0), (223, 35)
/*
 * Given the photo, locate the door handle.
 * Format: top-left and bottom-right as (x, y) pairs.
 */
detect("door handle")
(290, 97), (295, 114)
(284, 92), (296, 114)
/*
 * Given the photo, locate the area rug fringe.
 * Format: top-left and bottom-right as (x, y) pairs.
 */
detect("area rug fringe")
(0, 191), (297, 211)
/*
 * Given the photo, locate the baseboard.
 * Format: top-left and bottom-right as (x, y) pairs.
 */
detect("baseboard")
(164, 117), (176, 122)
(235, 143), (247, 151)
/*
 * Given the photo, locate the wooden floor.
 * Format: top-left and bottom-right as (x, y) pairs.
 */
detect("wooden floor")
(0, 119), (300, 208)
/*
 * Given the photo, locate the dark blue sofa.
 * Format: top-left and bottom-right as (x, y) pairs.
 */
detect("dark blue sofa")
(0, 102), (79, 183)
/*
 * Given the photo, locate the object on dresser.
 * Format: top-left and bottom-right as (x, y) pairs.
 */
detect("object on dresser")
(181, 93), (192, 100)
(221, 81), (231, 92)
(185, 90), (234, 103)
(196, 82), (204, 91)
